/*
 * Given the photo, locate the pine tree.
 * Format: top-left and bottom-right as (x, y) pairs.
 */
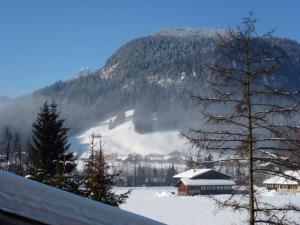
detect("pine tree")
(83, 135), (130, 207)
(0, 127), (25, 175)
(136, 163), (146, 186)
(28, 101), (77, 191)
(115, 111), (126, 125)
(152, 166), (158, 185)
(166, 164), (177, 185)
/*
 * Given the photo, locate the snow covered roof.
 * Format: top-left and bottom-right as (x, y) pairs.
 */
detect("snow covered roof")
(263, 171), (300, 185)
(0, 170), (164, 225)
(259, 162), (276, 168)
(173, 169), (213, 178)
(180, 178), (235, 186)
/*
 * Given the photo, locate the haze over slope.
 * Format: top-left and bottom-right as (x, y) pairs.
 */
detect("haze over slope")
(1, 28), (300, 139)
(71, 110), (189, 158)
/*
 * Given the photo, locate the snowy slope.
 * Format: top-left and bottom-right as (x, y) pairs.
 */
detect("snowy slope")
(71, 110), (191, 158)
(0, 170), (165, 225)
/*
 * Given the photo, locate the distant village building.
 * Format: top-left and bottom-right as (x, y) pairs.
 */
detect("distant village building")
(173, 169), (235, 196)
(263, 170), (300, 192)
(104, 153), (118, 161)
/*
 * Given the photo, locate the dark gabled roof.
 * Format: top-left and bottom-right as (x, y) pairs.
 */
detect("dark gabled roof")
(173, 169), (212, 178)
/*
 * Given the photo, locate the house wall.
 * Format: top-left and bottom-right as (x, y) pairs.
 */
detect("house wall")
(178, 182), (188, 196)
(177, 183), (233, 196)
(187, 185), (233, 195)
(266, 184), (300, 192)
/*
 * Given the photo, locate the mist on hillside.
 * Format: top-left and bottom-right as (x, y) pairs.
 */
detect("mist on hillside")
(0, 29), (300, 144)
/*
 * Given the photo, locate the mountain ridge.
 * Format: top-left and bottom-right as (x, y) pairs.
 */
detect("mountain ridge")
(152, 28), (226, 38)
(1, 28), (300, 139)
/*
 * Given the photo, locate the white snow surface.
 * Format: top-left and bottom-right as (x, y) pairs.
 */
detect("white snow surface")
(119, 186), (300, 225)
(71, 110), (190, 158)
(0, 170), (164, 225)
(180, 178), (235, 186)
(173, 168), (212, 178)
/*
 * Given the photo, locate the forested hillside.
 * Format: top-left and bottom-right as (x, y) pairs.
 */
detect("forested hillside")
(1, 28), (300, 137)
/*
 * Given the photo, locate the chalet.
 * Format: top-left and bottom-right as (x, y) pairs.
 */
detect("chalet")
(173, 169), (235, 196)
(0, 170), (163, 225)
(263, 170), (300, 192)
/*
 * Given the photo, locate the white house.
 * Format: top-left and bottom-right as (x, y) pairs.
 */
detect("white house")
(263, 170), (300, 192)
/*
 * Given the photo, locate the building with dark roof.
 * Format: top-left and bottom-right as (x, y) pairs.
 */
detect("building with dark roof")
(173, 169), (235, 196)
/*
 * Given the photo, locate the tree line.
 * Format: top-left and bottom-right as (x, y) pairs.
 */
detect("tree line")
(0, 101), (129, 207)
(117, 162), (178, 187)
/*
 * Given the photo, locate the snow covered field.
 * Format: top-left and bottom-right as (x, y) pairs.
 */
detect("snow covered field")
(118, 187), (300, 225)
(70, 110), (300, 224)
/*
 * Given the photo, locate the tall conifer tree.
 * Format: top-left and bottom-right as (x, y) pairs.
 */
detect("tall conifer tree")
(28, 101), (77, 191)
(83, 135), (130, 207)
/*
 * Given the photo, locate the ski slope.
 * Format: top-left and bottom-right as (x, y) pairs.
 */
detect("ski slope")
(71, 110), (191, 159)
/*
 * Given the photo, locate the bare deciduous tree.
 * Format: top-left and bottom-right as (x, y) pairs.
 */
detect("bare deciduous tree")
(0, 127), (25, 175)
(184, 13), (300, 225)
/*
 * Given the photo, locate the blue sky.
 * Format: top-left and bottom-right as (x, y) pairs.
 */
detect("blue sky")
(0, 0), (299, 98)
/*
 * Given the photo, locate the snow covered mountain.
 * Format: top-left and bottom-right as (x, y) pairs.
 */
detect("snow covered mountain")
(1, 28), (300, 139)
(153, 28), (226, 38)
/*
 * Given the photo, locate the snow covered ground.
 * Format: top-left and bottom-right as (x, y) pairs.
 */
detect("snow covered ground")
(118, 187), (300, 225)
(71, 110), (190, 158)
